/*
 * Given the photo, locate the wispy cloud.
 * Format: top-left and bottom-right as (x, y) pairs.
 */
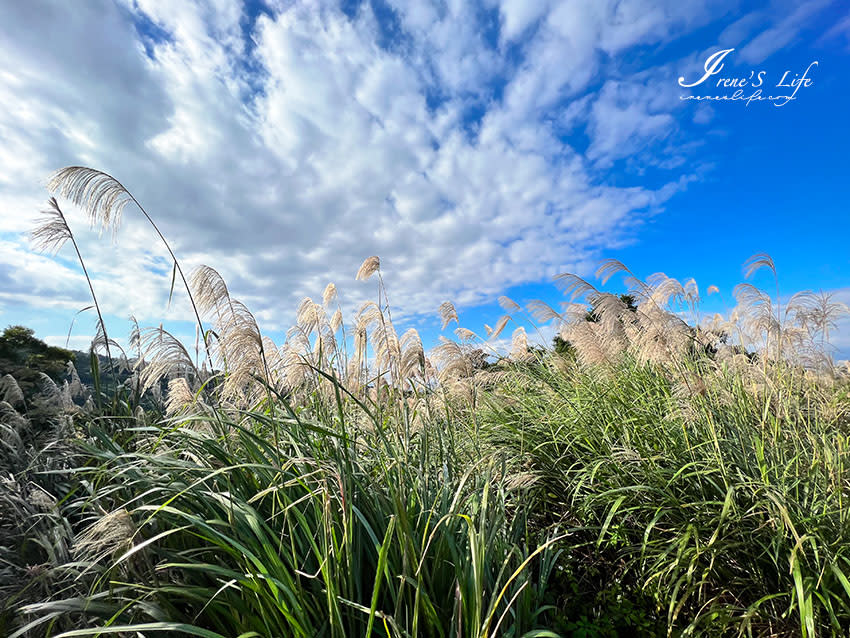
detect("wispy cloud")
(738, 0), (835, 63)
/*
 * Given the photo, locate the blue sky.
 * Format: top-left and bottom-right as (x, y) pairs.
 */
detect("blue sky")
(0, 0), (848, 360)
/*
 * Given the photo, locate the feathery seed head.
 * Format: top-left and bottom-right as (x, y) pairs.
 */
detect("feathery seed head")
(743, 252), (776, 280)
(509, 327), (530, 361)
(454, 327), (477, 342)
(0, 374), (25, 407)
(165, 377), (195, 417)
(48, 166), (132, 239)
(322, 282), (337, 307)
(190, 265), (232, 316)
(595, 258), (631, 285)
(356, 256), (381, 280)
(136, 327), (200, 395)
(553, 273), (596, 302)
(498, 296), (520, 312)
(31, 197), (73, 255)
(488, 315), (510, 341)
(330, 308), (343, 333)
(526, 299), (562, 324)
(74, 509), (135, 564)
(296, 297), (321, 334)
(439, 301), (459, 330)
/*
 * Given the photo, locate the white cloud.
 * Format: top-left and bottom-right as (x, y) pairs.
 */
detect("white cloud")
(0, 0), (741, 339)
(586, 80), (676, 168)
(738, 0), (835, 63)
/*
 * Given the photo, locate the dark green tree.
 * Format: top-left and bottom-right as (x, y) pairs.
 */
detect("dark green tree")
(0, 325), (74, 394)
(552, 334), (576, 357)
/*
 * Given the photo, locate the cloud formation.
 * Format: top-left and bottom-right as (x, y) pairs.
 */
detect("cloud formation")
(0, 0), (838, 337)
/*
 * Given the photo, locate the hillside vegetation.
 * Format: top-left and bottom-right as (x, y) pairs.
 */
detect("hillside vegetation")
(2, 167), (849, 637)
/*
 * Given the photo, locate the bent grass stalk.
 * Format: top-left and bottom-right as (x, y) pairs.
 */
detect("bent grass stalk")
(48, 166), (213, 373)
(31, 197), (118, 393)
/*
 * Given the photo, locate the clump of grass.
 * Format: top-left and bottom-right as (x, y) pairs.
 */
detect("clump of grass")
(11, 165), (850, 637)
(12, 389), (559, 638)
(475, 263), (850, 636)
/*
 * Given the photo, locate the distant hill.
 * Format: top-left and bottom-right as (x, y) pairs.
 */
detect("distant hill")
(0, 325), (75, 398)
(0, 325), (144, 408)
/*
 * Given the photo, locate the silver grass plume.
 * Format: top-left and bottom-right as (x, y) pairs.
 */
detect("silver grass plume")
(561, 301), (592, 322)
(214, 299), (270, 401)
(136, 327), (201, 395)
(31, 197), (118, 381)
(509, 327), (532, 361)
(431, 337), (473, 381)
(798, 292), (848, 344)
(498, 296), (520, 312)
(296, 297), (322, 335)
(191, 264), (233, 317)
(562, 321), (613, 366)
(399, 328), (426, 382)
(59, 381), (75, 412)
(589, 293), (631, 352)
(165, 377), (196, 417)
(553, 272), (598, 302)
(49, 166), (213, 371)
(33, 373), (62, 410)
(316, 323), (339, 367)
(261, 335), (295, 395)
(743, 252), (777, 280)
(48, 167), (132, 238)
(30, 197), (72, 254)
(348, 323), (369, 389)
(526, 299), (563, 324)
(322, 282), (337, 307)
(279, 342), (311, 392)
(0, 374), (24, 407)
(129, 315), (142, 359)
(684, 278), (700, 303)
(505, 472), (541, 491)
(91, 317), (122, 358)
(439, 301), (459, 330)
(628, 306), (690, 366)
(293, 298), (339, 372)
(330, 308), (344, 333)
(644, 273), (686, 308)
(371, 318), (401, 374)
(488, 315), (511, 341)
(356, 301), (383, 332)
(349, 302), (380, 384)
(189, 266), (272, 400)
(733, 282), (778, 353)
(594, 258), (632, 285)
(285, 325), (312, 355)
(74, 509), (135, 564)
(356, 256), (381, 281)
(0, 401), (27, 433)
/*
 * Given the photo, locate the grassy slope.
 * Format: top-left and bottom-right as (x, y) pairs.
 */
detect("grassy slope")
(4, 351), (849, 637)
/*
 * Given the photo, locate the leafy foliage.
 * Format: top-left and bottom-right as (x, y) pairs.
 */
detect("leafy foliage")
(0, 326), (73, 395)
